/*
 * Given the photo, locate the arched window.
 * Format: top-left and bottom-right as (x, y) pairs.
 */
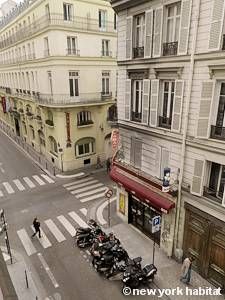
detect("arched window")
(26, 104), (32, 116)
(46, 110), (54, 126)
(49, 136), (58, 154)
(75, 137), (95, 157)
(38, 130), (45, 146)
(77, 111), (93, 126)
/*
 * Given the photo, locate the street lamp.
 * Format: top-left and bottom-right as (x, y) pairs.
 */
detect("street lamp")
(0, 209), (13, 264)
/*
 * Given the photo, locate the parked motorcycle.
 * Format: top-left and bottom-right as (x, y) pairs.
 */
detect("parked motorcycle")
(75, 219), (98, 238)
(76, 226), (104, 248)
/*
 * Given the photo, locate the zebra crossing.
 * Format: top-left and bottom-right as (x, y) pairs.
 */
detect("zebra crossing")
(0, 174), (55, 198)
(63, 176), (109, 203)
(17, 208), (89, 257)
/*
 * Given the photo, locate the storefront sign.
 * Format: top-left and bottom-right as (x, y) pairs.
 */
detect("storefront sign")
(152, 215), (161, 233)
(162, 167), (171, 193)
(119, 193), (125, 215)
(65, 112), (71, 147)
(111, 129), (120, 152)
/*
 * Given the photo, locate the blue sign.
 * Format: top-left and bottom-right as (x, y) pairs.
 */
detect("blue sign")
(152, 216), (161, 233)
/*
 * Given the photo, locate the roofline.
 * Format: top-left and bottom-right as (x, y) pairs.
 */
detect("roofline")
(111, 0), (150, 12)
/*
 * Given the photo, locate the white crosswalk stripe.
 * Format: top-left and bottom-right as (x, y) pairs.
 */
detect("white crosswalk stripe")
(66, 179), (98, 191)
(45, 219), (66, 243)
(68, 211), (89, 228)
(57, 215), (76, 236)
(80, 192), (107, 203)
(17, 229), (37, 256)
(33, 175), (46, 186)
(80, 208), (87, 216)
(2, 182), (15, 194)
(23, 177), (36, 188)
(63, 177), (93, 188)
(30, 226), (52, 249)
(40, 174), (55, 183)
(77, 187), (107, 199)
(0, 190), (3, 197)
(13, 179), (25, 191)
(71, 183), (104, 195)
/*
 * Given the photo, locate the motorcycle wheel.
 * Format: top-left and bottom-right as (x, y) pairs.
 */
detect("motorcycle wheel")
(76, 239), (86, 248)
(131, 278), (140, 288)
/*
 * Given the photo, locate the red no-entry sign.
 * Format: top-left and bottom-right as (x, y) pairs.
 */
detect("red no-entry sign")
(105, 188), (113, 198)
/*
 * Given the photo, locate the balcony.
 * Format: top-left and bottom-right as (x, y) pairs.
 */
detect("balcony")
(163, 42), (178, 56)
(0, 14), (116, 50)
(101, 51), (112, 57)
(66, 48), (80, 56)
(101, 92), (112, 99)
(131, 111), (142, 122)
(210, 125), (225, 140)
(159, 116), (172, 129)
(133, 47), (144, 58)
(77, 120), (94, 127)
(203, 186), (223, 204)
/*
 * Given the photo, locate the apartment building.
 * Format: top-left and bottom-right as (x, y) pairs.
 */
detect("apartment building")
(111, 0), (225, 287)
(0, 0), (117, 171)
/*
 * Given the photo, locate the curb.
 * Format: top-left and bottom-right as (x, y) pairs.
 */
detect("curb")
(56, 172), (86, 179)
(96, 196), (117, 225)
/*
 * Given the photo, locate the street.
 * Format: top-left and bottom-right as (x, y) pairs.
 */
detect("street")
(0, 129), (161, 300)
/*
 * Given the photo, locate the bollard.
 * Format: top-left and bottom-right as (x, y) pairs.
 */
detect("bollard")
(25, 270), (29, 288)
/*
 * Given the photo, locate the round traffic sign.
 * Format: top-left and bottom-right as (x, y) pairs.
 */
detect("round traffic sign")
(105, 188), (113, 198)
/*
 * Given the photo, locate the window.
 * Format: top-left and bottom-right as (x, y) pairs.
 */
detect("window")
(45, 4), (50, 20)
(159, 81), (175, 129)
(49, 136), (58, 154)
(47, 71), (53, 95)
(102, 40), (110, 56)
(77, 111), (93, 126)
(211, 82), (225, 139)
(102, 71), (110, 95)
(46, 110), (54, 126)
(133, 14), (145, 58)
(30, 125), (35, 140)
(205, 162), (225, 204)
(163, 2), (181, 56)
(63, 3), (72, 21)
(69, 71), (79, 97)
(75, 137), (95, 157)
(99, 10), (107, 30)
(38, 130), (45, 147)
(131, 80), (143, 122)
(114, 13), (117, 30)
(67, 37), (77, 55)
(44, 37), (50, 57)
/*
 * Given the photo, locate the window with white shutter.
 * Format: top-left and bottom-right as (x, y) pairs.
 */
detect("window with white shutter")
(150, 79), (159, 127)
(126, 17), (133, 60)
(196, 81), (215, 138)
(191, 159), (205, 196)
(153, 7), (163, 58)
(211, 82), (225, 139)
(125, 79), (131, 121)
(178, 0), (192, 55)
(142, 79), (150, 124)
(144, 10), (153, 58)
(133, 14), (145, 58)
(208, 0), (225, 51)
(159, 81), (175, 129)
(131, 79), (143, 122)
(171, 80), (184, 132)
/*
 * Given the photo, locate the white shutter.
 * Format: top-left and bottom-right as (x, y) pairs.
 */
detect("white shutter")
(126, 16), (133, 60)
(142, 79), (150, 124)
(191, 159), (205, 196)
(144, 10), (153, 58)
(196, 81), (215, 138)
(153, 7), (163, 58)
(208, 0), (225, 51)
(171, 80), (184, 132)
(149, 79), (159, 127)
(160, 148), (170, 179)
(125, 79), (131, 121)
(178, 0), (192, 55)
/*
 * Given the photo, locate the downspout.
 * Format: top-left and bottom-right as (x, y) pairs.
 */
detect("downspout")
(174, 0), (201, 252)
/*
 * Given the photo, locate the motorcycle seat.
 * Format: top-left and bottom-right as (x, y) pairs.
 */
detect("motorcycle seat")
(143, 264), (157, 275)
(103, 254), (114, 261)
(77, 227), (91, 233)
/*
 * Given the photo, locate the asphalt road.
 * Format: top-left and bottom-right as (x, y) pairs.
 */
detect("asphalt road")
(0, 130), (161, 300)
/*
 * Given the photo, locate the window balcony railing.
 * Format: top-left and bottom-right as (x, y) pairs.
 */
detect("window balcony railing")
(0, 14), (116, 50)
(210, 125), (225, 140)
(101, 51), (112, 57)
(163, 42), (178, 56)
(159, 116), (172, 129)
(77, 120), (94, 127)
(203, 186), (223, 204)
(133, 47), (144, 58)
(101, 92), (112, 99)
(131, 111), (142, 122)
(44, 49), (50, 57)
(66, 48), (80, 56)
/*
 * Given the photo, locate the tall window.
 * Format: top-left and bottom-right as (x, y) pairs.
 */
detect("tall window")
(102, 71), (110, 95)
(67, 36), (77, 55)
(63, 3), (72, 21)
(99, 10), (107, 30)
(131, 80), (143, 122)
(102, 40), (110, 56)
(114, 13), (117, 30)
(77, 111), (93, 126)
(75, 137), (95, 157)
(44, 37), (50, 57)
(69, 71), (79, 97)
(159, 81), (175, 129)
(216, 83), (225, 128)
(133, 14), (145, 58)
(45, 4), (50, 20)
(49, 136), (58, 153)
(47, 71), (53, 95)
(206, 162), (225, 204)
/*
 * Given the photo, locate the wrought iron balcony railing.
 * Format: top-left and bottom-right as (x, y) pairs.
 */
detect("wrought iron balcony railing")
(163, 41), (178, 56)
(133, 47), (144, 58)
(101, 51), (112, 57)
(131, 111), (142, 122)
(66, 48), (80, 56)
(159, 116), (172, 129)
(0, 14), (116, 50)
(210, 125), (225, 140)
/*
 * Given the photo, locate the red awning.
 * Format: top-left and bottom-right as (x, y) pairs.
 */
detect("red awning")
(110, 166), (175, 214)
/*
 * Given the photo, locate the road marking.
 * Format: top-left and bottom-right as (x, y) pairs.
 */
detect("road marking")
(96, 197), (117, 225)
(68, 211), (88, 228)
(33, 175), (46, 186)
(63, 177), (93, 188)
(57, 215), (76, 237)
(66, 179), (98, 191)
(80, 208), (87, 216)
(17, 229), (37, 256)
(0, 167), (5, 173)
(23, 177), (35, 188)
(80, 192), (106, 203)
(76, 187), (107, 199)
(40, 174), (55, 183)
(0, 190), (3, 197)
(30, 226), (52, 249)
(13, 179), (25, 191)
(2, 182), (15, 194)
(71, 183), (104, 194)
(45, 219), (66, 243)
(37, 253), (59, 288)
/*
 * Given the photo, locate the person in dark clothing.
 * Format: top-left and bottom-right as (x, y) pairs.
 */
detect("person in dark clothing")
(31, 217), (41, 238)
(106, 158), (111, 173)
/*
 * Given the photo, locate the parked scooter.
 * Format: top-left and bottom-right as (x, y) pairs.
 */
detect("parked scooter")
(76, 226), (105, 248)
(75, 219), (98, 238)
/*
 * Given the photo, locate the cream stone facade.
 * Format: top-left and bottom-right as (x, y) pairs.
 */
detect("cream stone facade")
(111, 0), (225, 287)
(0, 0), (118, 172)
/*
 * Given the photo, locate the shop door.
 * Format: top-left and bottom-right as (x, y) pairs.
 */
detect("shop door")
(129, 196), (144, 230)
(183, 208), (225, 288)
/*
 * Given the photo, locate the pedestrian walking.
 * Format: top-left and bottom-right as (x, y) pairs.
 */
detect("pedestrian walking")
(180, 256), (194, 284)
(31, 217), (41, 238)
(106, 157), (111, 173)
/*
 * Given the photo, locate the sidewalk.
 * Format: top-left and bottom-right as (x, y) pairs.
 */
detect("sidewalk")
(100, 205), (224, 300)
(1, 247), (46, 300)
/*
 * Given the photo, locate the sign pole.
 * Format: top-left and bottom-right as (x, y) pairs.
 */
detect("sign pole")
(105, 188), (113, 228)
(152, 233), (155, 265)
(108, 196), (110, 228)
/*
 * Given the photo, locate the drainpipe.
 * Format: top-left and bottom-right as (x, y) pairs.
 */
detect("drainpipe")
(174, 0), (201, 253)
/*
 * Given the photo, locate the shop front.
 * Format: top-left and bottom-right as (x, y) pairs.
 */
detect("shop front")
(110, 163), (176, 257)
